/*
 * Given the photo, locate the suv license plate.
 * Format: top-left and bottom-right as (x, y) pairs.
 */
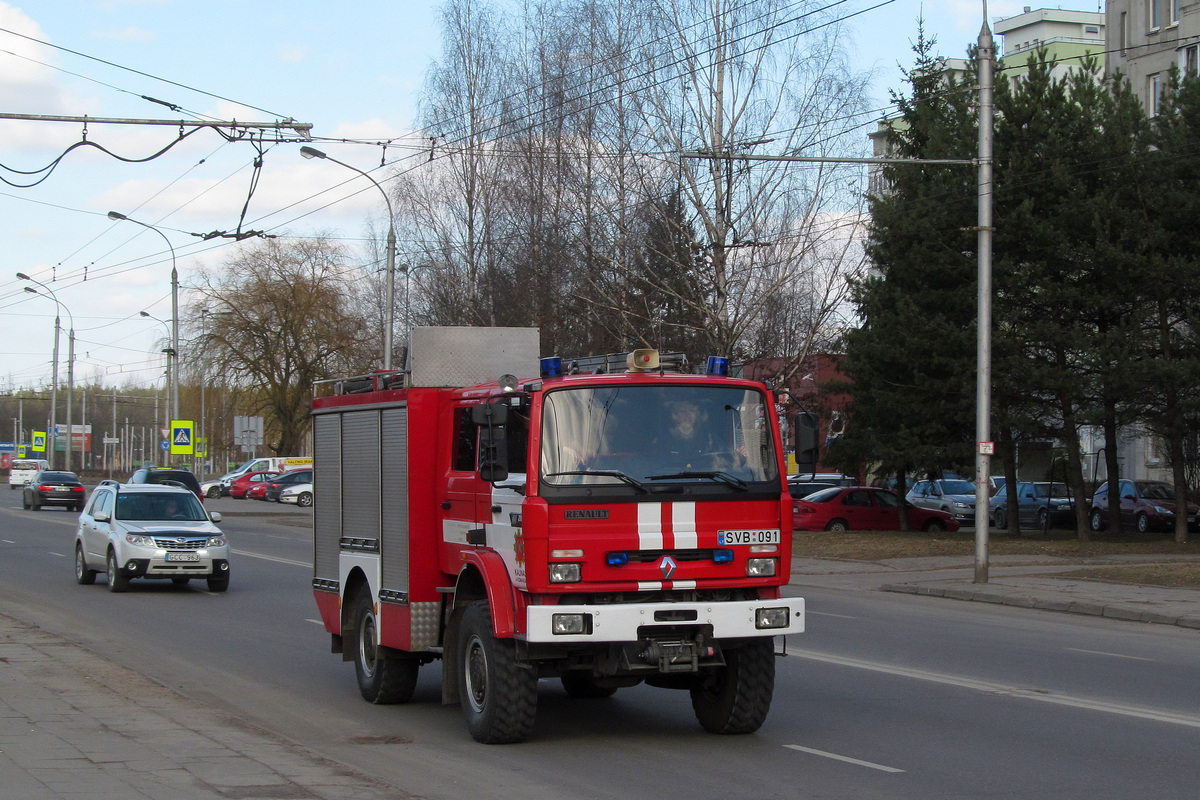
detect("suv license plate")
(165, 552), (200, 562)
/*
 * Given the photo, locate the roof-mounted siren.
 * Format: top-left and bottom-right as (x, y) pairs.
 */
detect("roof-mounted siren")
(540, 356), (563, 378)
(627, 349), (660, 372)
(705, 356), (730, 376)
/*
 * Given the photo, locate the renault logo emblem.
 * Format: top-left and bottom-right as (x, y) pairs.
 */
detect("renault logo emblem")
(659, 556), (677, 579)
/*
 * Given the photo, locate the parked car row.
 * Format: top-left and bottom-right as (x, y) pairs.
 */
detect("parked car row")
(793, 485), (959, 533)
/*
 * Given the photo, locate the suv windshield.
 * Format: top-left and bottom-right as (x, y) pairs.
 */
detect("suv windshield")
(116, 491), (208, 522)
(540, 385), (779, 490)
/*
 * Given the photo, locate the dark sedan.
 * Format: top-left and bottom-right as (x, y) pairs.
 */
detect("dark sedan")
(263, 469), (313, 502)
(22, 470), (86, 512)
(1090, 479), (1198, 533)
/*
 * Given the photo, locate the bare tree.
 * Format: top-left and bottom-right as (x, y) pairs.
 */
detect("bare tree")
(188, 235), (373, 455)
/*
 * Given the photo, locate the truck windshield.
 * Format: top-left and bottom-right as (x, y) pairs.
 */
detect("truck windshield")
(540, 385), (779, 489)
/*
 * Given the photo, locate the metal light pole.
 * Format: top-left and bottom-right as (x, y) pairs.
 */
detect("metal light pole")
(18, 273), (74, 471)
(140, 311), (173, 467)
(108, 212), (179, 421)
(974, 12), (996, 584)
(299, 145), (397, 370)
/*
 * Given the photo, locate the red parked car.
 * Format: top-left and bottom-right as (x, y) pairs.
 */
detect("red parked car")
(793, 486), (960, 533)
(229, 470), (278, 499)
(245, 481), (272, 501)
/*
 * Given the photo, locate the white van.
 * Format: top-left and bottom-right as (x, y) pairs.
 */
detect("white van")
(9, 458), (51, 490)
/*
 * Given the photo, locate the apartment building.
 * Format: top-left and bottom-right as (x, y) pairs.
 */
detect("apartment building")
(1107, 0), (1200, 114)
(995, 6), (1106, 84)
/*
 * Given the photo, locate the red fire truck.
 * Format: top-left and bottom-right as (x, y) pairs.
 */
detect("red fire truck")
(311, 327), (804, 743)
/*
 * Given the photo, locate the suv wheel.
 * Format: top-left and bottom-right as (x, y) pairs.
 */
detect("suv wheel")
(107, 550), (130, 593)
(75, 545), (96, 585)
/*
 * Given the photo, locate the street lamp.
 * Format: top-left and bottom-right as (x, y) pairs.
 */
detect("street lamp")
(300, 145), (398, 370)
(140, 311), (173, 467)
(17, 273), (74, 471)
(107, 211), (179, 421)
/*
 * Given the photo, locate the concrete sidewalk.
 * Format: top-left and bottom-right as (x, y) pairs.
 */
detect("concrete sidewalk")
(789, 554), (1200, 629)
(0, 614), (405, 800)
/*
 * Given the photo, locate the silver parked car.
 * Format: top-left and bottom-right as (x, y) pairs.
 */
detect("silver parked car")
(74, 480), (230, 593)
(905, 478), (977, 525)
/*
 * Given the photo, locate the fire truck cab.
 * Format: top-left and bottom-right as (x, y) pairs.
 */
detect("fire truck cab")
(312, 327), (804, 743)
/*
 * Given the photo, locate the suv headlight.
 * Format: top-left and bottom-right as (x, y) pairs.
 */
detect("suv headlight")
(125, 533), (156, 547)
(207, 535), (227, 547)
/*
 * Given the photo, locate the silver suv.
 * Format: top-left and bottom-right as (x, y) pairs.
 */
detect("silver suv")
(74, 481), (231, 593)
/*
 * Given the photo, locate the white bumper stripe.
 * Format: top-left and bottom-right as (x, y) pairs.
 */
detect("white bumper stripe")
(525, 597), (805, 643)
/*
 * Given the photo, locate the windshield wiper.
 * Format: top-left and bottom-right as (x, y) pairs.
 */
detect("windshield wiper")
(542, 470), (648, 493)
(646, 471), (749, 491)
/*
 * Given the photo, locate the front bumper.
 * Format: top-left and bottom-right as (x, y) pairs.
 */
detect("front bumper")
(522, 596), (805, 644)
(115, 551), (230, 579)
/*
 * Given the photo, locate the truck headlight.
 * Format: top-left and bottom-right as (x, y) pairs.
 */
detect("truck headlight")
(747, 558), (776, 577)
(552, 613), (591, 635)
(549, 563), (581, 583)
(755, 607), (791, 629)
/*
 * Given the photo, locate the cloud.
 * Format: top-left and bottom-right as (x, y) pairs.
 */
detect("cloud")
(90, 26), (156, 42)
(278, 44), (306, 64)
(0, 2), (73, 113)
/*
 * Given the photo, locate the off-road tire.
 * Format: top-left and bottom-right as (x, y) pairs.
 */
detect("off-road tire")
(75, 545), (96, 585)
(353, 586), (418, 703)
(690, 638), (775, 735)
(106, 550), (129, 593)
(459, 600), (537, 743)
(561, 672), (618, 699)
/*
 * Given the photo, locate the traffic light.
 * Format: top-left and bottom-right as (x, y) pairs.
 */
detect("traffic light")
(794, 412), (819, 475)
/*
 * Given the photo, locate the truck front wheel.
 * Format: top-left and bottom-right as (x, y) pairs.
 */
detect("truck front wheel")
(354, 587), (418, 704)
(459, 600), (537, 743)
(690, 638), (775, 734)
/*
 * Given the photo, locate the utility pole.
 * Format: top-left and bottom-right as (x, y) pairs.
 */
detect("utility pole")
(974, 8), (996, 584)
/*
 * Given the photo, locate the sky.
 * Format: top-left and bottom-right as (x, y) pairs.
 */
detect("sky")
(0, 0), (1102, 411)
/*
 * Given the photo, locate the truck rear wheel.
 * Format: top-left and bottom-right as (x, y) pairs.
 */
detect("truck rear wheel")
(690, 638), (775, 734)
(354, 587), (418, 704)
(459, 600), (536, 743)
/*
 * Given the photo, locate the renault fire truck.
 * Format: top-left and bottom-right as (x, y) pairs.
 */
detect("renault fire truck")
(311, 327), (804, 743)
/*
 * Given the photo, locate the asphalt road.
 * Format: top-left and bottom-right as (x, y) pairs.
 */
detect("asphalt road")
(1, 491), (1198, 799)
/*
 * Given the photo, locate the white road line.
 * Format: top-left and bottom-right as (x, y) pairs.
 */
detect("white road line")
(792, 649), (1200, 729)
(305, 619), (324, 625)
(49, 552), (66, 557)
(3, 540), (15, 544)
(784, 744), (905, 773)
(1066, 647), (1155, 662)
(229, 548), (309, 567)
(807, 610), (857, 619)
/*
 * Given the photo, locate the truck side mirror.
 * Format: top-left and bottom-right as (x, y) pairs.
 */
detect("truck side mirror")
(473, 401), (510, 482)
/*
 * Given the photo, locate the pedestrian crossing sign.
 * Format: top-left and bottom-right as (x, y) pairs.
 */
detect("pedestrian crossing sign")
(31, 431), (46, 452)
(170, 421), (194, 455)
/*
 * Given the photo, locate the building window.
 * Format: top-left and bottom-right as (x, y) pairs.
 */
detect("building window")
(1084, 25), (1099, 35)
(1170, 0), (1180, 26)
(1187, 46), (1199, 76)
(1149, 73), (1163, 116)
(1120, 12), (1128, 55)
(1149, 0), (1161, 31)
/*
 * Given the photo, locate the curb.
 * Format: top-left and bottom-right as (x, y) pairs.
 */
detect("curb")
(882, 583), (1200, 629)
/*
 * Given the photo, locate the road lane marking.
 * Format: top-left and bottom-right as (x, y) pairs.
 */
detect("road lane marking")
(3, 540), (15, 544)
(1066, 647), (1154, 662)
(792, 649), (1200, 729)
(306, 619), (324, 625)
(784, 744), (905, 773)
(229, 548), (309, 567)
(807, 610), (857, 619)
(50, 552), (66, 557)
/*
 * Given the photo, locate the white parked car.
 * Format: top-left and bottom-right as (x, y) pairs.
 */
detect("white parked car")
(279, 482), (313, 508)
(74, 481), (230, 593)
